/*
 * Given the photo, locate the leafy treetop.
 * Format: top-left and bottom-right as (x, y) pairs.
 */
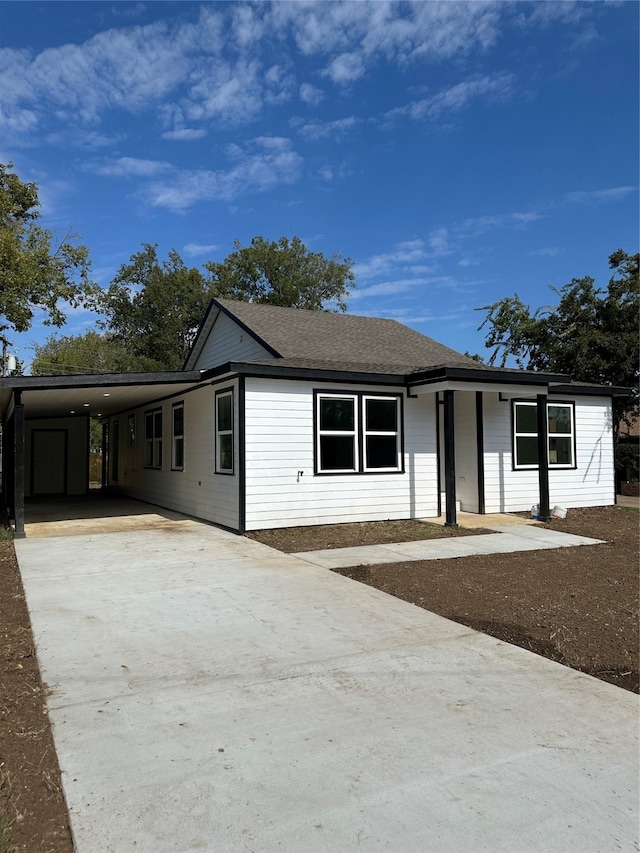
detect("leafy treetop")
(0, 162), (95, 334)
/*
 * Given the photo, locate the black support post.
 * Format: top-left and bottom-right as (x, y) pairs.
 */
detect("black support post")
(475, 391), (485, 514)
(536, 393), (550, 523)
(14, 395), (25, 538)
(443, 390), (456, 526)
(101, 423), (108, 490)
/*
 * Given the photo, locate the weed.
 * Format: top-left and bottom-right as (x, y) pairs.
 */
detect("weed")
(0, 811), (13, 853)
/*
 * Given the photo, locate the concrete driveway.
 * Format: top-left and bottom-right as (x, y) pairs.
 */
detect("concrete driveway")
(15, 515), (639, 853)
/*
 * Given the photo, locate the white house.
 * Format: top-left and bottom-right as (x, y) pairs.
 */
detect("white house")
(0, 298), (623, 536)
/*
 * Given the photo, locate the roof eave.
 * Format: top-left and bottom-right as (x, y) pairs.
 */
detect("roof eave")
(407, 365), (572, 387)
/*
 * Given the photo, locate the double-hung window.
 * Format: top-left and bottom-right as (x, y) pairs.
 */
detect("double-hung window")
(363, 396), (400, 471)
(172, 403), (184, 470)
(513, 401), (575, 469)
(216, 389), (234, 474)
(316, 392), (402, 474)
(317, 394), (358, 472)
(144, 408), (163, 469)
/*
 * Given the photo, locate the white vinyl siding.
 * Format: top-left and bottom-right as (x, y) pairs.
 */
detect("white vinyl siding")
(244, 378), (437, 530)
(193, 310), (274, 370)
(482, 393), (614, 513)
(110, 382), (239, 530)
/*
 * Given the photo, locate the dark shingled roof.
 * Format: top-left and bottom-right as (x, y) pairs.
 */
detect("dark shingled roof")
(214, 298), (481, 374)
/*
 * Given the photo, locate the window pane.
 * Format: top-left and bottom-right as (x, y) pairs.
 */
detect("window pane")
(174, 438), (184, 469)
(145, 441), (153, 467)
(366, 399), (397, 432)
(219, 434), (233, 470)
(320, 435), (355, 470)
(515, 404), (537, 433)
(154, 439), (162, 468)
(516, 436), (538, 466)
(548, 406), (571, 434)
(549, 437), (572, 465)
(173, 406), (184, 437)
(145, 413), (153, 440)
(154, 411), (163, 438)
(366, 435), (398, 469)
(217, 395), (232, 431)
(320, 398), (354, 431)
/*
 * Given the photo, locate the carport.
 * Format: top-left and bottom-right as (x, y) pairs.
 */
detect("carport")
(0, 371), (201, 537)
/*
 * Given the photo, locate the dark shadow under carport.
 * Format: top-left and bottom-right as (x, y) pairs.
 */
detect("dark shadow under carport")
(23, 492), (198, 538)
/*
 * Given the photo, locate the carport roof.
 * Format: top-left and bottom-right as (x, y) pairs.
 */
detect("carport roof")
(0, 370), (203, 420)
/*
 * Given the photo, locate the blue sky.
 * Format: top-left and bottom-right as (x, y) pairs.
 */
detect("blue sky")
(1, 0), (638, 371)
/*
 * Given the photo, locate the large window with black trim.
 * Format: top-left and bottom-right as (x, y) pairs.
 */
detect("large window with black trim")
(215, 389), (234, 474)
(315, 391), (403, 474)
(513, 400), (575, 469)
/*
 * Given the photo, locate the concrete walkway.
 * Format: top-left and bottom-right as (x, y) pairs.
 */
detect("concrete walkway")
(14, 517), (639, 853)
(293, 523), (604, 569)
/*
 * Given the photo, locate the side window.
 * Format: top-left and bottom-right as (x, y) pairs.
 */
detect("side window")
(172, 403), (184, 470)
(144, 409), (163, 469)
(317, 395), (358, 473)
(127, 414), (136, 447)
(513, 401), (575, 469)
(216, 389), (234, 474)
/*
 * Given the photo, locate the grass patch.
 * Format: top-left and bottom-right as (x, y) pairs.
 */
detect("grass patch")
(0, 812), (13, 853)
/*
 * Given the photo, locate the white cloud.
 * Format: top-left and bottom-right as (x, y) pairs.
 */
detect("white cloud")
(387, 72), (514, 124)
(565, 186), (636, 205)
(299, 83), (324, 106)
(162, 128), (207, 141)
(294, 116), (358, 141)
(528, 247), (563, 258)
(141, 137), (303, 212)
(355, 239), (435, 281)
(90, 157), (173, 178)
(428, 227), (453, 257)
(182, 243), (219, 258)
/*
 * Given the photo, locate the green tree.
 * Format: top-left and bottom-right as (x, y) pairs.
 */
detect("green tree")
(478, 249), (639, 433)
(0, 162), (95, 334)
(98, 237), (355, 372)
(204, 236), (354, 312)
(30, 330), (157, 376)
(97, 244), (213, 371)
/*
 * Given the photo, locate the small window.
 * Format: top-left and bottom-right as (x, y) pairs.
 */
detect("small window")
(144, 408), (163, 469)
(127, 414), (136, 447)
(317, 395), (358, 472)
(216, 389), (234, 474)
(172, 403), (184, 470)
(513, 401), (575, 469)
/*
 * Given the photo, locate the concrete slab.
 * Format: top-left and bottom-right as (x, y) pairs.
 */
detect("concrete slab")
(14, 520), (638, 853)
(294, 526), (605, 569)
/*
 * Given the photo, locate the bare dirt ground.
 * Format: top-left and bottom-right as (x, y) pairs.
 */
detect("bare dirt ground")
(0, 505), (637, 852)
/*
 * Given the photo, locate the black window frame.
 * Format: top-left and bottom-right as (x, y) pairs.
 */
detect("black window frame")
(127, 413), (136, 448)
(144, 407), (163, 469)
(512, 399), (577, 470)
(171, 402), (185, 471)
(215, 388), (234, 475)
(314, 390), (404, 475)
